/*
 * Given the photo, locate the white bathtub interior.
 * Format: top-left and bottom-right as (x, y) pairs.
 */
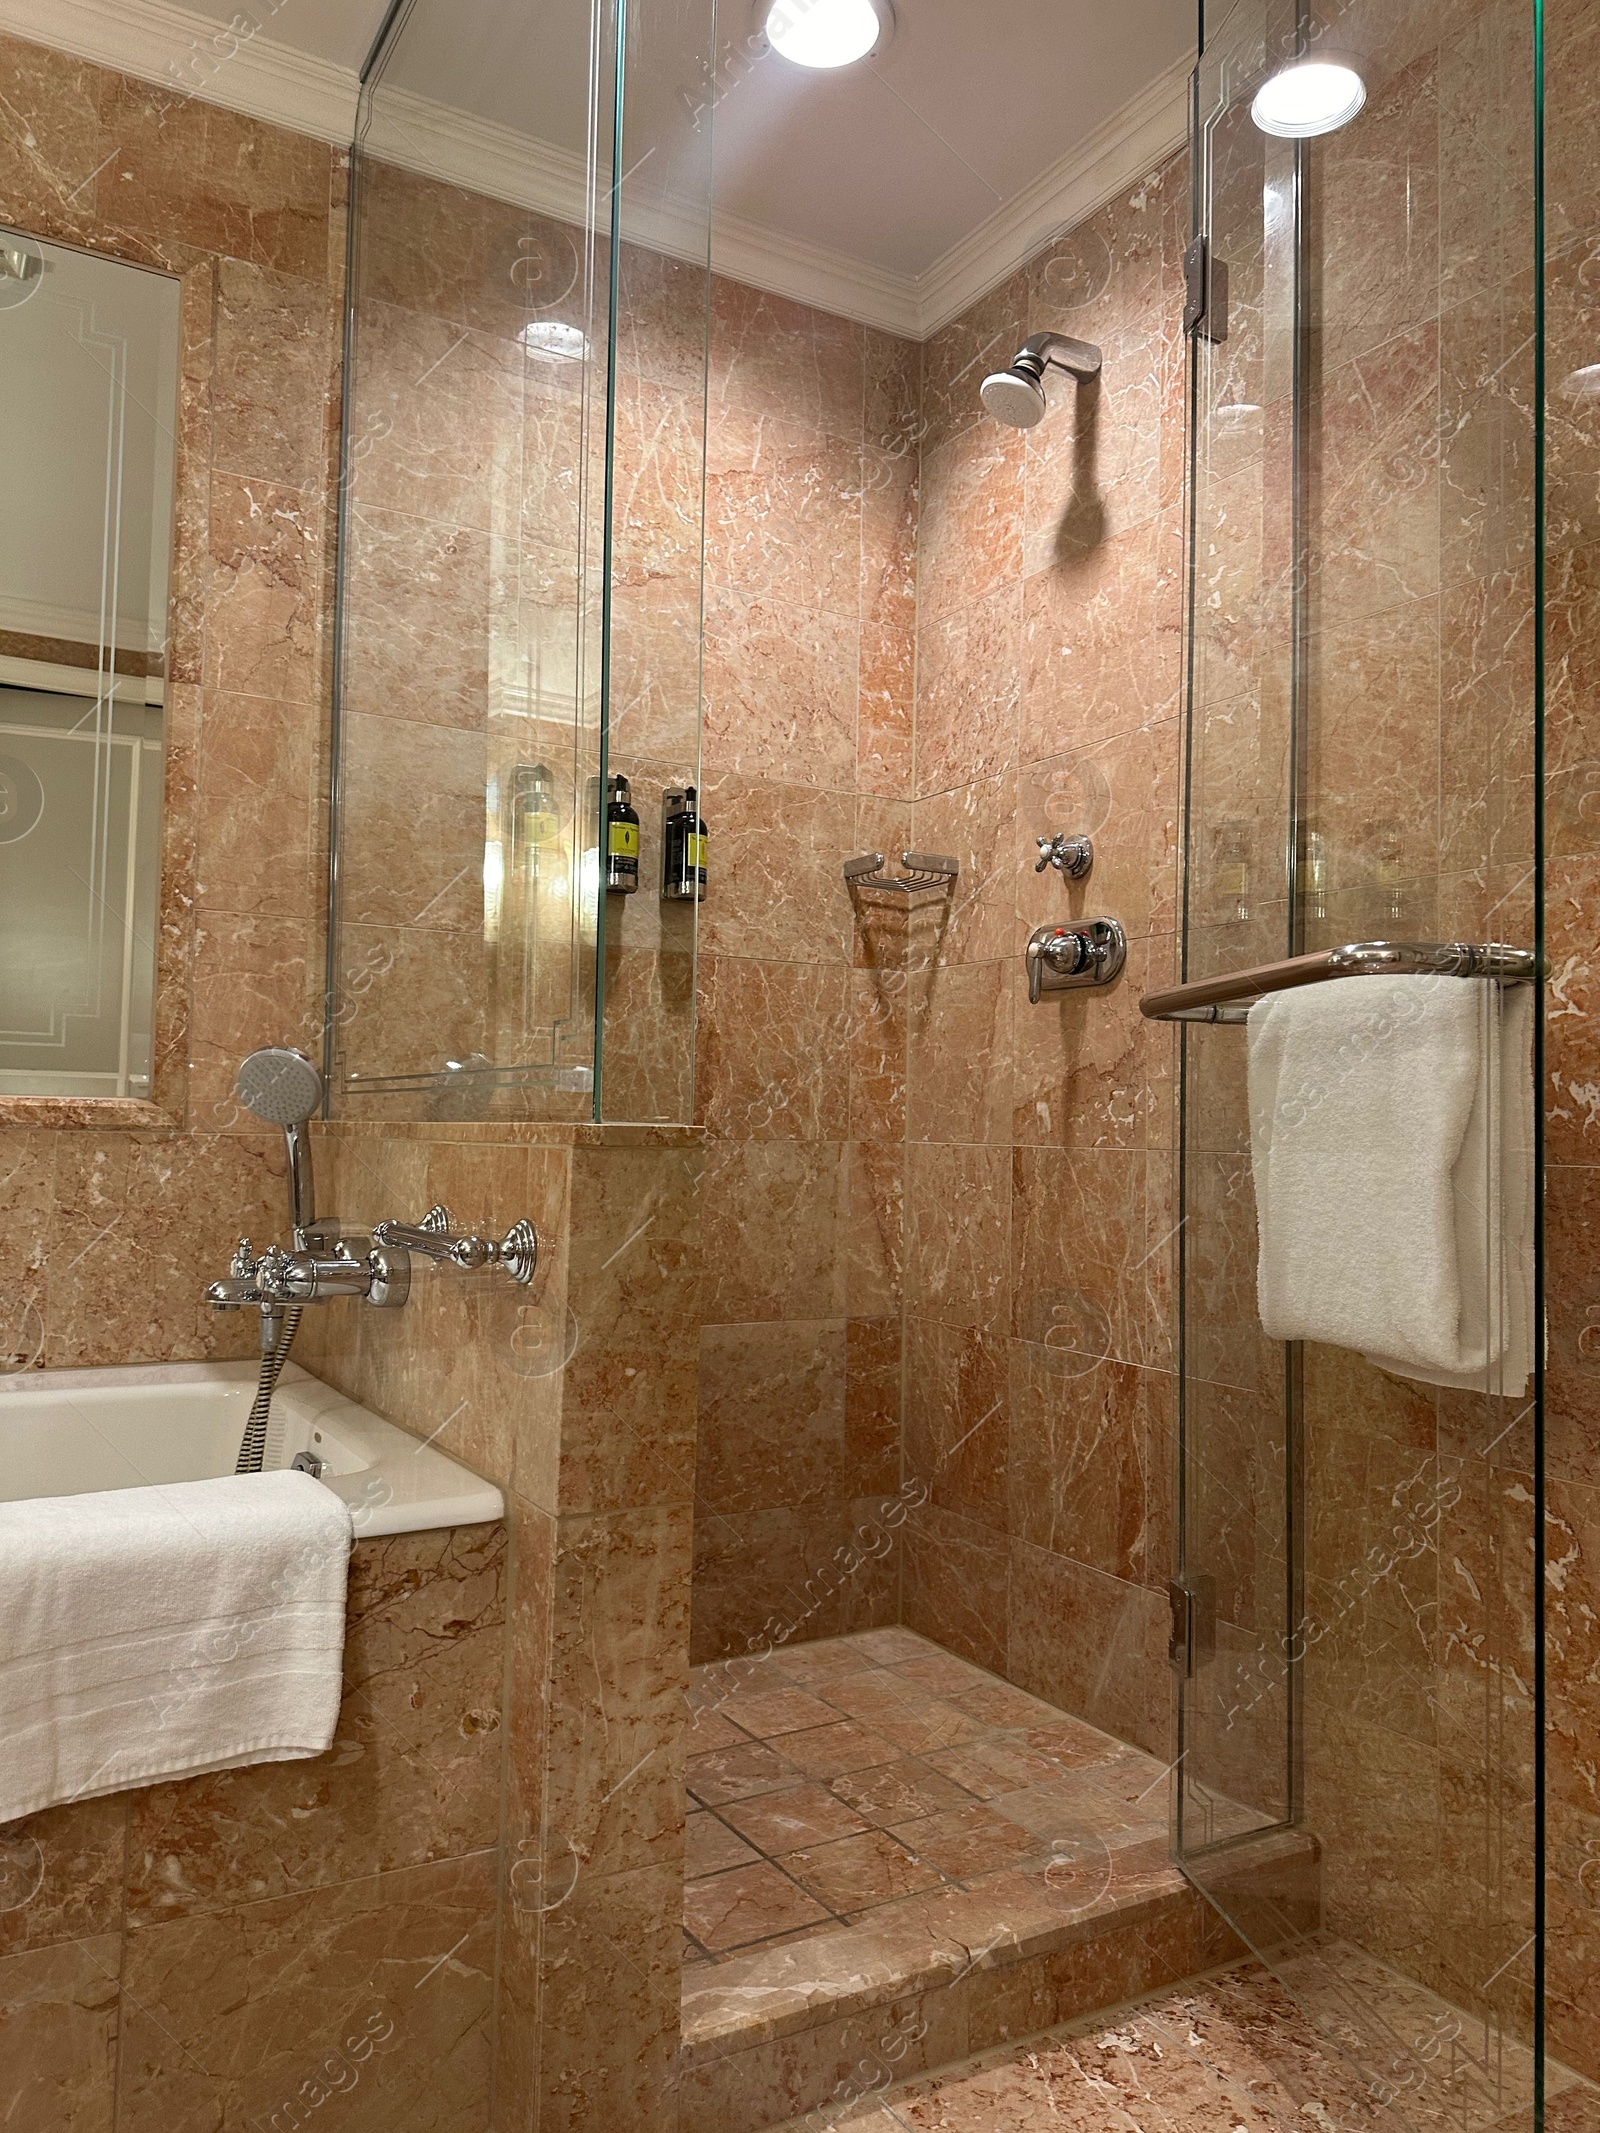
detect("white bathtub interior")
(0, 1360), (502, 1536)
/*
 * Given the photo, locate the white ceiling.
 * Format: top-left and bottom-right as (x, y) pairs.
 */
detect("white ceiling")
(160, 0), (1194, 284)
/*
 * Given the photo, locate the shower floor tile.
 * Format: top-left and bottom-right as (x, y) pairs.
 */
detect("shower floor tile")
(681, 1628), (1168, 1969)
(762, 1955), (1599, 2133)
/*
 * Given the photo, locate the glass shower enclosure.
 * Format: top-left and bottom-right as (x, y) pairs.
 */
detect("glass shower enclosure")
(327, 0), (714, 1125)
(1173, 0), (1544, 2127)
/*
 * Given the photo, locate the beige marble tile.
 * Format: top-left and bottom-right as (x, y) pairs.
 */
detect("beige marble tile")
(203, 472), (325, 705)
(125, 1525), (505, 1921)
(918, 421), (1025, 622)
(697, 958), (852, 1143)
(703, 585), (859, 790)
(0, 1935), (119, 2133)
(535, 1862), (683, 2132)
(117, 1853), (495, 2132)
(0, 1799), (126, 1960)
(915, 586), (1023, 801)
(211, 258), (336, 490)
(711, 278), (865, 441)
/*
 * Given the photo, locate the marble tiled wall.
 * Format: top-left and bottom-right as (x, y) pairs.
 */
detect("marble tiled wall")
(688, 289), (921, 1660)
(300, 1121), (703, 2132)
(897, 161), (1188, 1759)
(1544, 0), (1600, 2083)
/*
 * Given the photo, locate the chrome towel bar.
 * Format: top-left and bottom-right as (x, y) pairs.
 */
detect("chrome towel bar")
(1140, 940), (1540, 1024)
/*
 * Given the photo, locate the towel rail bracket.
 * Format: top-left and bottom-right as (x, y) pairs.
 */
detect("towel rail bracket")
(1139, 940), (1540, 1024)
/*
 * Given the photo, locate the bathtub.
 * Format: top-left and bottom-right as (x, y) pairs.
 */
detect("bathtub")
(0, 1360), (502, 1537)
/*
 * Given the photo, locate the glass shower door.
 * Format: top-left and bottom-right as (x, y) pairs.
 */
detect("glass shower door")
(1175, 1), (1544, 2126)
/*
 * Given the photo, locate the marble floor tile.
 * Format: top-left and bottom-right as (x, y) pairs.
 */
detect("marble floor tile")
(766, 1961), (1597, 2133)
(686, 1812), (763, 1878)
(829, 1759), (977, 1827)
(680, 1628), (1171, 1975)
(775, 1720), (903, 1779)
(718, 1784), (871, 1856)
(785, 1827), (945, 1913)
(686, 1740), (798, 1806)
(683, 1861), (831, 1952)
(722, 1687), (845, 1739)
(888, 1803), (1040, 1880)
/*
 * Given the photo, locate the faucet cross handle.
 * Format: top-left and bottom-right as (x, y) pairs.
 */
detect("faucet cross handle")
(1035, 832), (1094, 879)
(372, 1205), (538, 1287)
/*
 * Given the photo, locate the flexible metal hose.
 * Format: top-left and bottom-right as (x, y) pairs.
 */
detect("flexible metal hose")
(234, 1306), (302, 1474)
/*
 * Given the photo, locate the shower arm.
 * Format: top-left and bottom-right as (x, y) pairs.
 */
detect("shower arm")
(1018, 332), (1103, 383)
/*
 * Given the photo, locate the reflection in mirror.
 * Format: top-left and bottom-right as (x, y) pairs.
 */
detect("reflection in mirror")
(0, 230), (177, 1100)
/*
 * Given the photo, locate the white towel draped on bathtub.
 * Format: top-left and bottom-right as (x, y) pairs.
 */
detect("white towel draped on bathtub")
(1247, 974), (1535, 1394)
(0, 1469), (351, 1822)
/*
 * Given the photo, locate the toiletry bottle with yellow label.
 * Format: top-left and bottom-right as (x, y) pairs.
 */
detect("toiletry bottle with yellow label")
(606, 774), (640, 894)
(663, 785), (706, 902)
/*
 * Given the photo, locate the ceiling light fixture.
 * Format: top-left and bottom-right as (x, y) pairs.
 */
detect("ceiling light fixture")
(762, 0), (892, 70)
(1250, 58), (1366, 138)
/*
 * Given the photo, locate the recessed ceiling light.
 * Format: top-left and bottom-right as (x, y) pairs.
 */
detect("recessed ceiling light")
(763, 0), (892, 70)
(1251, 59), (1366, 138)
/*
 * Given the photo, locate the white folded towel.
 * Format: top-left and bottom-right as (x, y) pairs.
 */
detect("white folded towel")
(0, 1469), (352, 1822)
(1247, 975), (1535, 1394)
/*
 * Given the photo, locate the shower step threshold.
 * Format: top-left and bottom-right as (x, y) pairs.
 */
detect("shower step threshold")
(675, 1628), (1282, 2133)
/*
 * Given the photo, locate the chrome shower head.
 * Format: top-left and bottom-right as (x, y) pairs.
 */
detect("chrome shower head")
(236, 1048), (322, 1241)
(981, 331), (1103, 429)
(981, 365), (1049, 429)
(236, 1047), (323, 1126)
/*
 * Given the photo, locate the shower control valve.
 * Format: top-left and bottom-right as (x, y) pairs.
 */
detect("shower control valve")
(1035, 832), (1094, 879)
(1025, 918), (1127, 1004)
(206, 1237), (410, 1312)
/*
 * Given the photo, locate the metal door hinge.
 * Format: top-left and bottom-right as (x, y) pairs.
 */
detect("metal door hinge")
(1168, 1573), (1216, 1677)
(1183, 237), (1229, 343)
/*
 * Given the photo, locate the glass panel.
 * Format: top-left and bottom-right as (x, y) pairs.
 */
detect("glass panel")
(0, 233), (177, 1098)
(329, 0), (711, 1123)
(597, 0), (714, 1122)
(1178, 0), (1543, 2125)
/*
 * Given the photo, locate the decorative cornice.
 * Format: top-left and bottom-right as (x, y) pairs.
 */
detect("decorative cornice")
(0, 0), (360, 144)
(0, 0), (1192, 338)
(910, 54), (1193, 337)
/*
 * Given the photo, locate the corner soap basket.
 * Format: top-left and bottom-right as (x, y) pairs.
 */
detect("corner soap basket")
(843, 851), (959, 899)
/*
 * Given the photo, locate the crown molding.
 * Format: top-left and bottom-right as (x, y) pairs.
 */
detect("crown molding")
(0, 0), (360, 145)
(363, 86), (929, 336)
(1, 0), (1191, 339)
(368, 58), (1190, 341)
(911, 52), (1193, 337)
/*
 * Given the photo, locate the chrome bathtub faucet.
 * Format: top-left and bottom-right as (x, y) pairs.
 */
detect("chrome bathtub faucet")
(207, 1233), (412, 1313)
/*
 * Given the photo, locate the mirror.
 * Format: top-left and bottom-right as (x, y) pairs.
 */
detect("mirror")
(0, 228), (179, 1100)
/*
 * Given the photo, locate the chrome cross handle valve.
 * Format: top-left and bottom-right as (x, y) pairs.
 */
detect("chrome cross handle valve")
(206, 1235), (411, 1311)
(1035, 832), (1094, 879)
(1026, 918), (1127, 1004)
(371, 1205), (538, 1286)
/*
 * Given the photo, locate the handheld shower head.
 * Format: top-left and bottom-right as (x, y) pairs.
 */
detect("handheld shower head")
(236, 1048), (323, 1241)
(236, 1047), (323, 1126)
(981, 331), (1103, 429)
